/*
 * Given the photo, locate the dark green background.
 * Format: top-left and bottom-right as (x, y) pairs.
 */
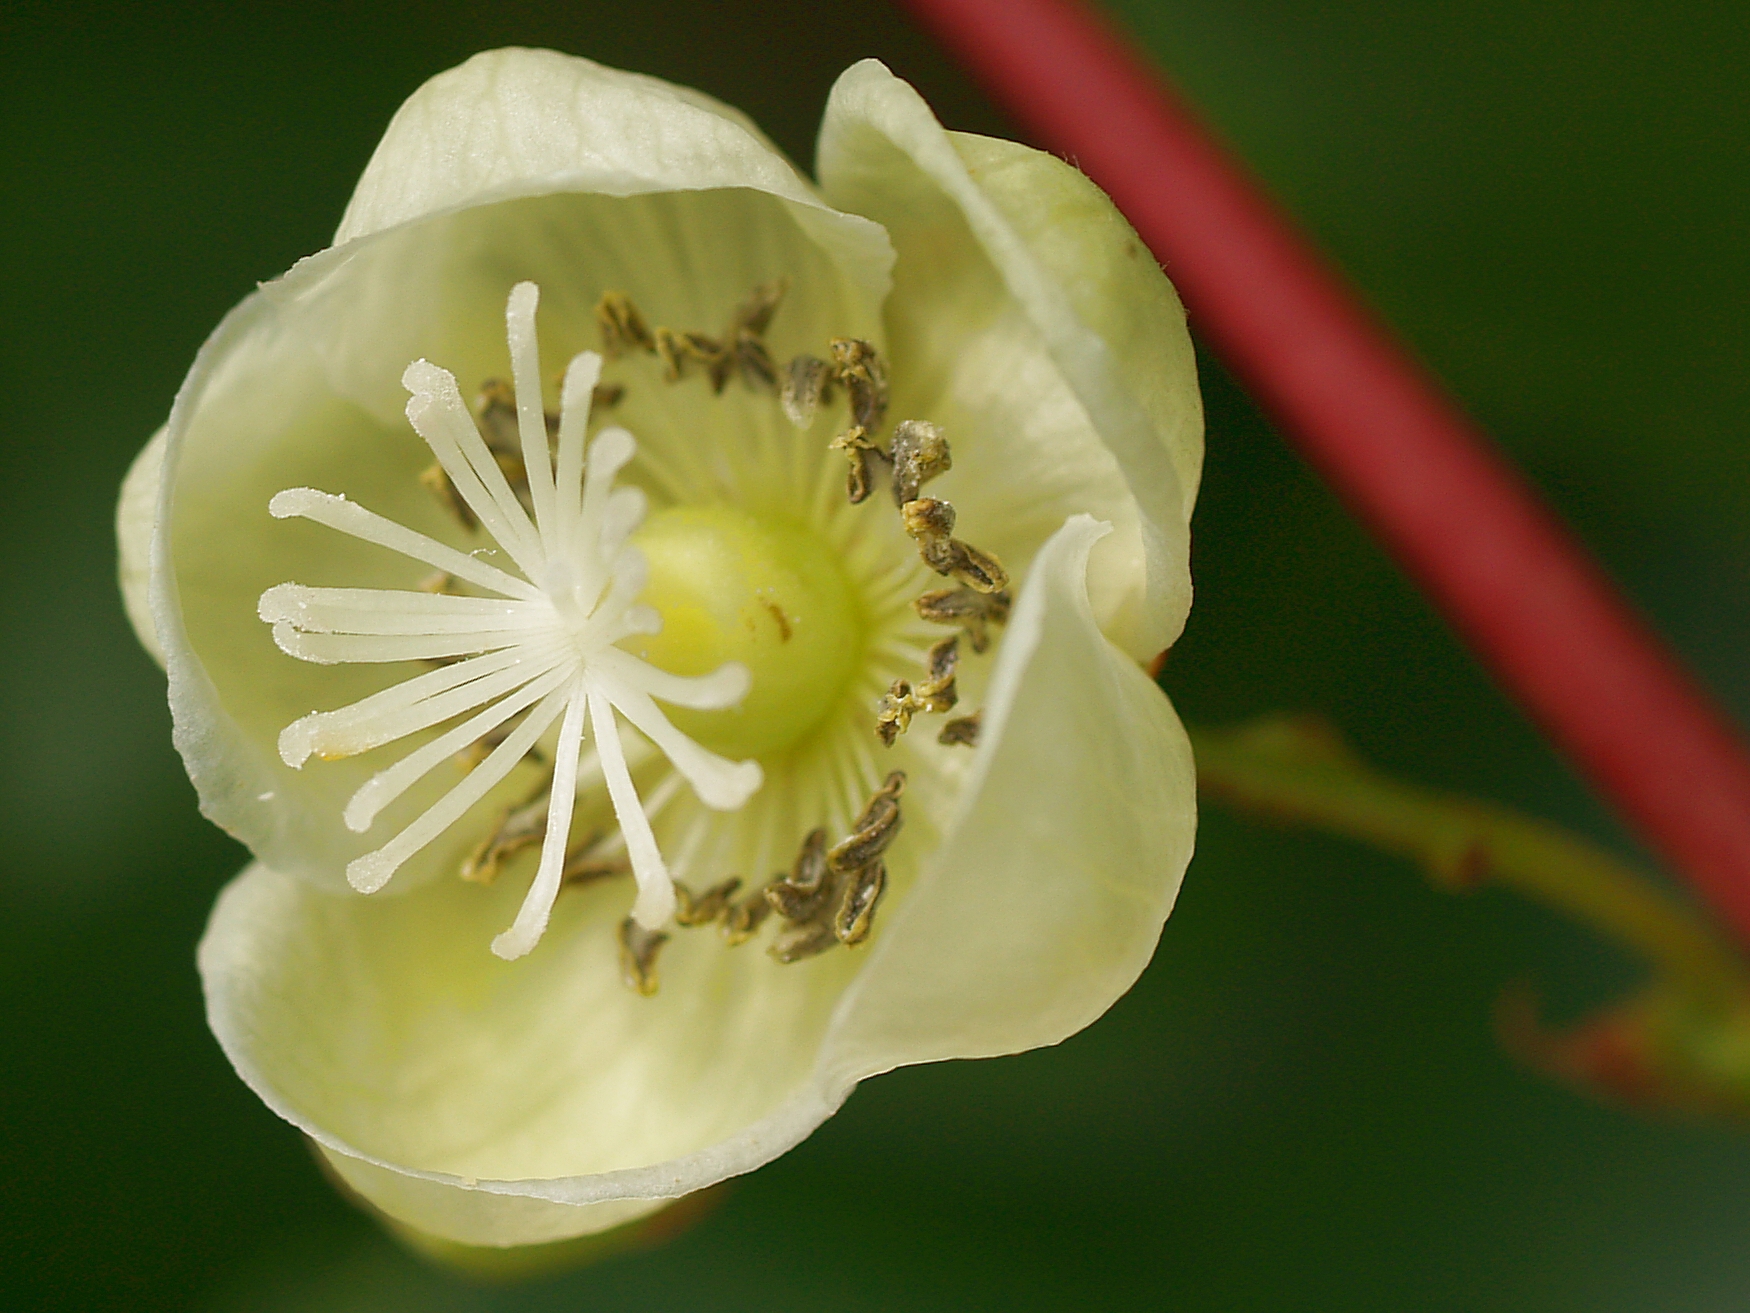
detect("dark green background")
(5, 1), (1749, 1307)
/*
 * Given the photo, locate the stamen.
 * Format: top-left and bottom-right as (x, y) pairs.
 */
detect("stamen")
(617, 916), (669, 996)
(888, 420), (952, 506)
(913, 586), (1012, 654)
(875, 637), (959, 745)
(760, 774), (906, 966)
(673, 877), (744, 927)
(833, 858), (886, 945)
(827, 772), (906, 874)
(901, 497), (1010, 593)
(781, 355), (834, 427)
(938, 711), (983, 747)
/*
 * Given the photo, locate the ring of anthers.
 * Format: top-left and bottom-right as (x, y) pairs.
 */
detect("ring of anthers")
(423, 281), (1012, 994)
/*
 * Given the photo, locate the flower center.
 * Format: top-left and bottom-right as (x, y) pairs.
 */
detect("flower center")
(625, 505), (864, 760)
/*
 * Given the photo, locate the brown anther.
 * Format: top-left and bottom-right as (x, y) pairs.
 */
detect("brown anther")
(734, 337), (779, 392)
(829, 426), (891, 504)
(591, 382), (626, 410)
(561, 848), (630, 887)
(889, 419), (952, 505)
(418, 571), (462, 595)
(834, 858), (887, 945)
(473, 379), (521, 453)
(461, 793), (550, 884)
(829, 338), (888, 431)
(782, 354), (835, 427)
(828, 772), (905, 873)
(673, 876), (744, 927)
(938, 711), (983, 747)
(913, 587), (1011, 654)
(875, 639), (959, 744)
(654, 325), (729, 385)
(722, 882), (778, 946)
(596, 291), (654, 358)
(766, 828), (835, 922)
(923, 635), (959, 691)
(617, 917), (669, 996)
(731, 279), (787, 339)
(768, 919), (841, 964)
(456, 712), (540, 770)
(901, 498), (1010, 593)
(420, 462), (476, 529)
(875, 680), (916, 746)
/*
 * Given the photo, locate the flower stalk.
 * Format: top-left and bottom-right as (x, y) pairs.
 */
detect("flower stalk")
(1193, 714), (1750, 1119)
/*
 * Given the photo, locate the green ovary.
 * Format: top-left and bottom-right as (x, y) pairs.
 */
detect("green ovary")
(625, 505), (865, 760)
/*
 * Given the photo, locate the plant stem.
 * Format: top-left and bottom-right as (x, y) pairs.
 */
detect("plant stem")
(1190, 717), (1749, 1003)
(902, 0), (1750, 954)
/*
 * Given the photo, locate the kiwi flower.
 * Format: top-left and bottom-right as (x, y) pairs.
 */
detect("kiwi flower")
(117, 49), (1202, 1247)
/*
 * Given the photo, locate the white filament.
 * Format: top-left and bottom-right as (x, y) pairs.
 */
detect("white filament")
(264, 281), (762, 957)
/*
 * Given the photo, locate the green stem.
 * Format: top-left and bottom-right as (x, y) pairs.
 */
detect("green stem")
(1189, 716), (1750, 1003)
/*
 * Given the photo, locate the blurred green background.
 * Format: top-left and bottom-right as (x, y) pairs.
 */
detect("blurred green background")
(4, 0), (1749, 1307)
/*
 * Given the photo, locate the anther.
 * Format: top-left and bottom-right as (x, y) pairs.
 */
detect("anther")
(769, 919), (840, 964)
(829, 426), (891, 505)
(876, 638), (959, 745)
(901, 498), (1010, 593)
(827, 772), (905, 873)
(828, 338), (888, 431)
(673, 876), (744, 927)
(889, 420), (952, 506)
(913, 586), (1012, 654)
(722, 883), (777, 945)
(617, 917), (669, 996)
(460, 790), (550, 884)
(765, 828), (834, 922)
(833, 858), (886, 945)
(562, 848), (630, 888)
(728, 280), (786, 392)
(781, 355), (835, 426)
(938, 711), (983, 747)
(731, 279), (787, 339)
(596, 291), (654, 358)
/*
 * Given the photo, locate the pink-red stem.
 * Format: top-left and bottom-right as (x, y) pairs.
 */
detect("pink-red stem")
(902, 0), (1750, 947)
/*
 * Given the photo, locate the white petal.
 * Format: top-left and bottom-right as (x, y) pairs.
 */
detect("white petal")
(198, 859), (858, 1245)
(116, 426), (167, 668)
(195, 515), (1194, 1247)
(334, 47), (892, 313)
(821, 515), (1196, 1077)
(818, 60), (1201, 659)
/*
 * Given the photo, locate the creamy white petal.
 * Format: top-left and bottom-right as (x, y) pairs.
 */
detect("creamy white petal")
(334, 47), (893, 315)
(817, 60), (1200, 659)
(197, 515), (1194, 1246)
(117, 425), (168, 668)
(820, 515), (1195, 1078)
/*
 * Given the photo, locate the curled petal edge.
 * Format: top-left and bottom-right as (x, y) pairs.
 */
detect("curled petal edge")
(335, 47), (893, 311)
(817, 59), (1198, 659)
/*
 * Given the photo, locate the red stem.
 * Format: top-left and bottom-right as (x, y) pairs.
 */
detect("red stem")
(901, 0), (1750, 946)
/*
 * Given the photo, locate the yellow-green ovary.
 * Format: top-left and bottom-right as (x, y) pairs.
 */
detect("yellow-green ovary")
(626, 505), (865, 760)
